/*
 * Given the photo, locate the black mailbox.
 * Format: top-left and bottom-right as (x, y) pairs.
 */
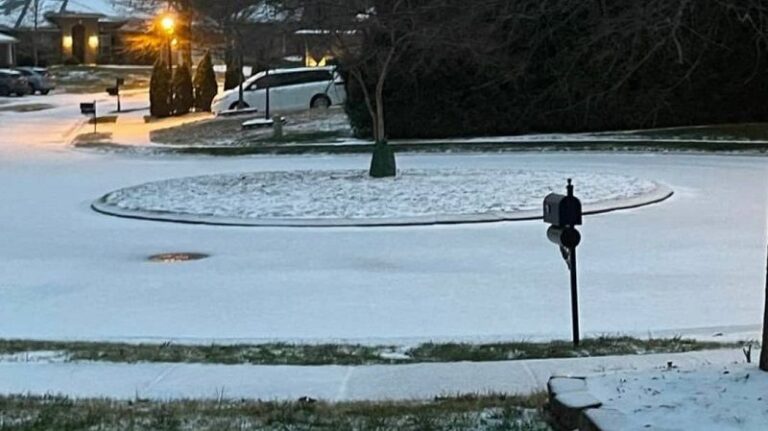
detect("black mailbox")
(80, 102), (96, 115)
(543, 180), (582, 227)
(106, 87), (119, 96)
(547, 225), (581, 248)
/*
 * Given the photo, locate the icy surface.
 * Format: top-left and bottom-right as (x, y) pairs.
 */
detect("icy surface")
(588, 363), (768, 430)
(0, 89), (766, 345)
(100, 169), (658, 221)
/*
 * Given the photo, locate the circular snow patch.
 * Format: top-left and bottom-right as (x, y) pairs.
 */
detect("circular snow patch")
(93, 169), (672, 227)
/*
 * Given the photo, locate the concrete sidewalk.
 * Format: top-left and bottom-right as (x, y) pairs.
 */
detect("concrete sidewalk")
(0, 349), (747, 401)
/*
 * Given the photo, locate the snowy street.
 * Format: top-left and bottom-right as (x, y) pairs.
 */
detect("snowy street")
(0, 91), (766, 345)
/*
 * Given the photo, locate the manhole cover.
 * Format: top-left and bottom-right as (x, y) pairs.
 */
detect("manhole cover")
(148, 252), (209, 263)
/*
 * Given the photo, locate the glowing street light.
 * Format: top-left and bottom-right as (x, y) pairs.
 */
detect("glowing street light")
(158, 14), (177, 71)
(160, 15), (176, 35)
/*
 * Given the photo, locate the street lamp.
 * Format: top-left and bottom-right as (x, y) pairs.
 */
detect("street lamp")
(160, 14), (176, 70)
(161, 16), (176, 34)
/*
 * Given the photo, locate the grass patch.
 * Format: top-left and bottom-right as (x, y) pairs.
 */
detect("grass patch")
(0, 392), (550, 431)
(238, 130), (348, 145)
(73, 132), (113, 145)
(611, 122), (768, 141)
(50, 65), (153, 94)
(87, 115), (118, 125)
(162, 139), (768, 157)
(0, 336), (739, 367)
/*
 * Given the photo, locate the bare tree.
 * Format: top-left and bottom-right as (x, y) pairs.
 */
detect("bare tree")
(291, 0), (477, 176)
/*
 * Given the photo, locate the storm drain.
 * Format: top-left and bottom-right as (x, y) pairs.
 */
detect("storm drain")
(148, 252), (209, 263)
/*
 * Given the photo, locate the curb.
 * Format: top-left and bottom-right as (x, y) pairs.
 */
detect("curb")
(91, 184), (673, 228)
(547, 376), (678, 431)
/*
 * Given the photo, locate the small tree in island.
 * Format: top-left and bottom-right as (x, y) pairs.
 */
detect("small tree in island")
(289, 0), (468, 178)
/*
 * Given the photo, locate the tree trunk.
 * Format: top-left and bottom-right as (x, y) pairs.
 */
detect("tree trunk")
(368, 49), (397, 178)
(760, 245), (768, 371)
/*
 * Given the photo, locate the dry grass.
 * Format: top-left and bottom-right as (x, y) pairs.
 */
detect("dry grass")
(0, 392), (551, 430)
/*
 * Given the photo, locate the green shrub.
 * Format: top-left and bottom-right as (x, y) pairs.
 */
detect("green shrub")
(172, 62), (194, 115)
(149, 59), (172, 118)
(193, 51), (218, 112)
(224, 51), (241, 91)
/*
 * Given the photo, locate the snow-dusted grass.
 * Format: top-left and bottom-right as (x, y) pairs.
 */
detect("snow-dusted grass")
(150, 107), (352, 147)
(587, 363), (768, 430)
(49, 65), (153, 94)
(97, 169), (660, 225)
(0, 393), (550, 431)
(0, 337), (735, 366)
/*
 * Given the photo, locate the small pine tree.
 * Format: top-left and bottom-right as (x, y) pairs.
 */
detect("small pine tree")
(172, 62), (194, 116)
(224, 51), (241, 91)
(150, 59), (172, 118)
(193, 52), (218, 112)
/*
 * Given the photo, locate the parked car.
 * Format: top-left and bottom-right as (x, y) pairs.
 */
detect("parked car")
(14, 67), (55, 95)
(212, 66), (346, 114)
(0, 69), (31, 97)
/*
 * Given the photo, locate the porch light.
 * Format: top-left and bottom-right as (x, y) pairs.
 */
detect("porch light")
(62, 35), (73, 49)
(88, 35), (99, 49)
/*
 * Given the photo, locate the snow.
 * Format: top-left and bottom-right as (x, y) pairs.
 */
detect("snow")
(0, 0), (138, 29)
(96, 169), (662, 225)
(0, 89), (766, 346)
(0, 348), (748, 401)
(587, 362), (768, 430)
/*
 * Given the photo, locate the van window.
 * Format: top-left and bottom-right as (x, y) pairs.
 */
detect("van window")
(247, 70), (333, 90)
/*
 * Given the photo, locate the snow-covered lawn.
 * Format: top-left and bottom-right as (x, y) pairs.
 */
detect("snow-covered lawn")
(95, 169), (664, 225)
(587, 362), (768, 430)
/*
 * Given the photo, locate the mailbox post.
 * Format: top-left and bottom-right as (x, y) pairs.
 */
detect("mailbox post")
(106, 78), (125, 112)
(543, 179), (583, 346)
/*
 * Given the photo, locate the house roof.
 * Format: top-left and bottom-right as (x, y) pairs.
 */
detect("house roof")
(0, 0), (141, 29)
(0, 31), (17, 43)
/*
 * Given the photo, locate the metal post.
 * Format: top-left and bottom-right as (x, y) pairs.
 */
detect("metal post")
(93, 100), (97, 134)
(569, 246), (580, 347)
(167, 38), (173, 105)
(265, 67), (271, 119)
(760, 243), (768, 371)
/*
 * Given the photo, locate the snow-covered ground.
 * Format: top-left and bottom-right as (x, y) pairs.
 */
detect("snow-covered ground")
(0, 90), (765, 346)
(587, 362), (768, 430)
(0, 348), (747, 402)
(95, 169), (662, 225)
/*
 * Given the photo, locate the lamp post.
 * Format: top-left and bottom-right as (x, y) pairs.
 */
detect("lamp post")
(160, 14), (176, 104)
(161, 15), (176, 71)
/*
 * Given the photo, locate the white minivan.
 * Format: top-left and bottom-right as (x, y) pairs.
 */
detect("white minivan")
(212, 66), (346, 114)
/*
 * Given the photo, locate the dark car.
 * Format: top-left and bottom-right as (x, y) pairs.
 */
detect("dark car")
(0, 69), (30, 97)
(14, 67), (55, 95)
